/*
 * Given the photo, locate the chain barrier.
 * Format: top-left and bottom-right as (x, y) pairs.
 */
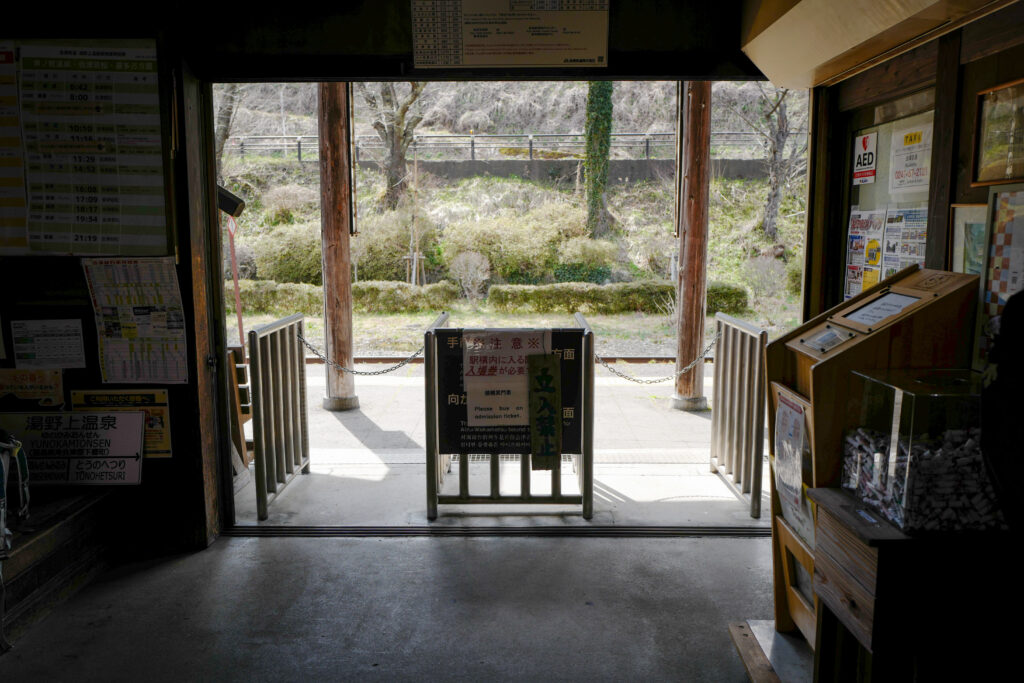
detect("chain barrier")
(298, 334), (423, 375)
(593, 331), (720, 384)
(297, 330), (719, 383)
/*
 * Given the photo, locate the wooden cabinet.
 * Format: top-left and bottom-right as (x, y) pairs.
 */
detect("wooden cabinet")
(808, 487), (1011, 681)
(765, 266), (979, 646)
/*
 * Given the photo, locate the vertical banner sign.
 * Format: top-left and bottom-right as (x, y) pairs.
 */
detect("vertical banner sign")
(438, 329), (582, 455)
(853, 132), (877, 185)
(889, 123), (932, 194)
(0, 411), (144, 484)
(528, 354), (562, 471)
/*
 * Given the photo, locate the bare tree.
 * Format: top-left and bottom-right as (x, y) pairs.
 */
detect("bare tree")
(354, 82), (427, 209)
(716, 83), (807, 242)
(213, 83), (243, 185)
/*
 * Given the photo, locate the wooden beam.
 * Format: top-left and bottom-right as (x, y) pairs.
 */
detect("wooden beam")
(802, 86), (832, 321)
(926, 31), (962, 270)
(319, 83), (359, 411)
(672, 81), (711, 411)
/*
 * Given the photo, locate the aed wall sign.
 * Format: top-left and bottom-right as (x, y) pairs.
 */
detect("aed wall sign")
(436, 328), (582, 455)
(853, 132), (877, 185)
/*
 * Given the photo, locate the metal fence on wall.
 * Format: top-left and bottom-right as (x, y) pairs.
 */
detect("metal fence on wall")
(222, 130), (806, 163)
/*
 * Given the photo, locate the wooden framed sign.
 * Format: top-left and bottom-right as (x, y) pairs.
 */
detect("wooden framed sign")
(973, 78), (1024, 186)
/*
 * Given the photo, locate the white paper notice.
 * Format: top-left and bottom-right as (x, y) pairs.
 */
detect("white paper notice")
(11, 319), (86, 369)
(412, 0), (609, 69)
(774, 395), (805, 511)
(889, 123), (932, 193)
(81, 256), (188, 384)
(463, 329), (551, 427)
(845, 292), (919, 326)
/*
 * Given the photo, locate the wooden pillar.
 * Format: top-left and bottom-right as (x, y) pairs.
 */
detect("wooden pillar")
(319, 83), (359, 411)
(672, 81), (711, 411)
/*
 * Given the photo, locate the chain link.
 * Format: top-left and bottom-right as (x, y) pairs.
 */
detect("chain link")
(298, 334), (423, 375)
(298, 330), (719, 383)
(593, 331), (719, 384)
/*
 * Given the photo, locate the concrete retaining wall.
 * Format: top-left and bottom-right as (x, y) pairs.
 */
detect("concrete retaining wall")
(357, 158), (765, 183)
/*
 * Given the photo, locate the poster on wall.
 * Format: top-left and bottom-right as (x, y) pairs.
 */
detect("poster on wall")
(0, 368), (63, 406)
(844, 209), (884, 298)
(975, 186), (1024, 368)
(72, 389), (171, 458)
(885, 206), (928, 270)
(0, 41), (28, 253)
(853, 132), (877, 185)
(11, 319), (86, 369)
(889, 123), (932, 193)
(81, 256), (188, 384)
(12, 41), (168, 255)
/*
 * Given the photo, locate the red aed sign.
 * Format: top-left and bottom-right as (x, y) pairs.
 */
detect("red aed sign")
(853, 133), (877, 185)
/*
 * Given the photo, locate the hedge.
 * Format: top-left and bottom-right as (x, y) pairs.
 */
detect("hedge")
(225, 279), (460, 316)
(488, 280), (747, 315)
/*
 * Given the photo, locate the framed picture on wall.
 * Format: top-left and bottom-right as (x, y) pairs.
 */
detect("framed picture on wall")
(949, 204), (987, 275)
(973, 78), (1024, 186)
(973, 184), (1024, 369)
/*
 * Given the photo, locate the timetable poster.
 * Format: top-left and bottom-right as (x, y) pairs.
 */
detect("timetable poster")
(82, 257), (188, 384)
(885, 207), (928, 270)
(18, 43), (168, 255)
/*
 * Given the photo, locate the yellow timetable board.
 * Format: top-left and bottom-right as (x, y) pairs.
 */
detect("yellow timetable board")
(71, 388), (171, 458)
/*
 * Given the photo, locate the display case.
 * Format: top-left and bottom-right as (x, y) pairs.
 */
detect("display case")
(842, 368), (1004, 533)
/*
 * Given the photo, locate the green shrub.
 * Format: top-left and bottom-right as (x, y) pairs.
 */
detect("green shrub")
(442, 203), (585, 283)
(353, 206), (442, 282)
(555, 237), (617, 283)
(263, 184), (318, 225)
(352, 280), (459, 313)
(786, 259), (803, 296)
(250, 222), (322, 285)
(225, 279), (322, 317)
(706, 281), (748, 315)
(487, 280), (747, 315)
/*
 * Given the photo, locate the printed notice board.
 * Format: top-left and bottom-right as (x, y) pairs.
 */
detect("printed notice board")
(0, 411), (144, 484)
(72, 389), (171, 458)
(412, 0), (609, 69)
(0, 40), (168, 255)
(437, 328), (582, 455)
(81, 256), (188, 384)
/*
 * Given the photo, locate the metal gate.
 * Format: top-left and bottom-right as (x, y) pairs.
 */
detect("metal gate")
(248, 314), (310, 520)
(710, 313), (767, 518)
(424, 313), (594, 520)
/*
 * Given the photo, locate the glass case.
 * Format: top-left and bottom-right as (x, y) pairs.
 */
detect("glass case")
(842, 369), (1005, 532)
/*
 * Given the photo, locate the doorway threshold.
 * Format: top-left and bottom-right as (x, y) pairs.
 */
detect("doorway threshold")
(222, 524), (771, 538)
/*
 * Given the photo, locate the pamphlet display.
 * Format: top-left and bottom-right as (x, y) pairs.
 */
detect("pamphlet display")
(845, 206), (927, 298)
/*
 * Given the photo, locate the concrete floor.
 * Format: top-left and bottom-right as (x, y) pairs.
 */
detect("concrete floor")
(235, 362), (771, 527)
(0, 536), (773, 681)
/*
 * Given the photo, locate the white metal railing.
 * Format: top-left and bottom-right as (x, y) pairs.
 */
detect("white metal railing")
(248, 314), (310, 521)
(710, 313), (768, 518)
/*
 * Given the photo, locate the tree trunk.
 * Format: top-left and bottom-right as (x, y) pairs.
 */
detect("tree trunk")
(762, 96), (789, 242)
(213, 83), (241, 185)
(585, 81), (613, 237)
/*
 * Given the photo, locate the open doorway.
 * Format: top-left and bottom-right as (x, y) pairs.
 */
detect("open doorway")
(214, 80), (806, 528)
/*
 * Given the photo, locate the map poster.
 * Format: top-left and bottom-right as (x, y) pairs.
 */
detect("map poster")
(71, 389), (171, 458)
(81, 256), (187, 384)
